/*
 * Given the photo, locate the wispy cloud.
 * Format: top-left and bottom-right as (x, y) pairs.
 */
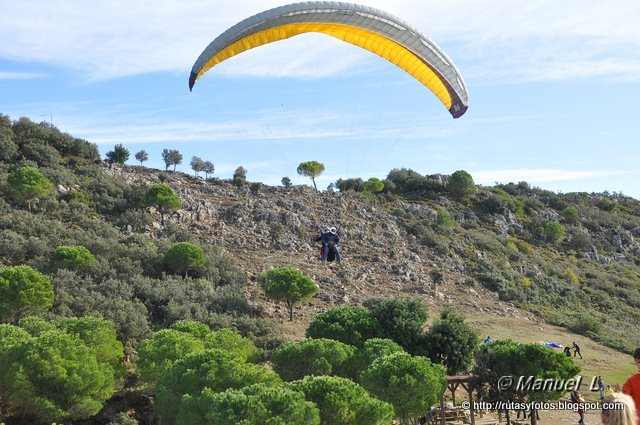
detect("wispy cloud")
(471, 168), (633, 185)
(0, 71), (47, 80)
(1, 1), (638, 83)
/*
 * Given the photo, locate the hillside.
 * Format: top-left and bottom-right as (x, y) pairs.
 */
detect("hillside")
(1, 115), (640, 424)
(104, 162), (640, 353)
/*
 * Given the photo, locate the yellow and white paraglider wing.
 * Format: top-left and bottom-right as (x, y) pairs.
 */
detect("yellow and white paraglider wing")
(189, 1), (468, 118)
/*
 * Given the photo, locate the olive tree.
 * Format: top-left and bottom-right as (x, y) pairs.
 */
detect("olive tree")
(190, 156), (205, 176)
(162, 148), (183, 171)
(135, 149), (148, 165)
(203, 161), (215, 179)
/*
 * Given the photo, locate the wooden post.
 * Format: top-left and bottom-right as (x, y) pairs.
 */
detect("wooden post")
(440, 393), (446, 425)
(468, 385), (475, 425)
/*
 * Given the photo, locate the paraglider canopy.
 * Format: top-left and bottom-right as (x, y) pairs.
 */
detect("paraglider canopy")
(189, 1), (468, 118)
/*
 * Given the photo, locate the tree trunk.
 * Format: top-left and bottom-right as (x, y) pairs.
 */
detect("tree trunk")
(530, 408), (538, 425)
(312, 178), (317, 192)
(160, 212), (164, 226)
(288, 302), (293, 321)
(505, 409), (511, 425)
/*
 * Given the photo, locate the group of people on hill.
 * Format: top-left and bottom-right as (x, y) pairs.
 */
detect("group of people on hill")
(564, 341), (583, 359)
(589, 347), (640, 425)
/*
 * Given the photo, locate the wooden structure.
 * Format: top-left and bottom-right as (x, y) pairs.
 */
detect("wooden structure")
(438, 374), (478, 425)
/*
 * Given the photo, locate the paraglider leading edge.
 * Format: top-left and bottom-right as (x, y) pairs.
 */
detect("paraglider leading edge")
(188, 1), (468, 119)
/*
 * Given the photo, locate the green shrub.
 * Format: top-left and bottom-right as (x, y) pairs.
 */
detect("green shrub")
(306, 306), (380, 347)
(289, 375), (394, 425)
(51, 245), (95, 270)
(271, 338), (356, 381)
(164, 242), (206, 277)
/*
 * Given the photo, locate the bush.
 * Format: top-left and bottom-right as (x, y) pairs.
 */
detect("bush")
(543, 221), (565, 243)
(1, 329), (115, 423)
(176, 384), (319, 425)
(306, 306), (380, 347)
(361, 352), (446, 424)
(423, 309), (479, 375)
(0, 265), (54, 323)
(164, 242), (206, 277)
(288, 375), (394, 425)
(51, 245), (95, 271)
(448, 170), (476, 199)
(363, 297), (428, 354)
(271, 338), (356, 381)
(155, 349), (281, 425)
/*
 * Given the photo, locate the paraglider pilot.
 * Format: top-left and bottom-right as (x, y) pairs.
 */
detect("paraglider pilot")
(315, 226), (341, 263)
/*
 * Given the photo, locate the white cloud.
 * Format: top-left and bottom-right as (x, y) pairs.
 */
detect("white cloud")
(1, 0), (638, 83)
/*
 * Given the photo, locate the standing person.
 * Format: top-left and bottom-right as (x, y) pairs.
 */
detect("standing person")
(573, 341), (583, 359)
(622, 347), (640, 414)
(598, 376), (605, 402)
(601, 392), (637, 425)
(326, 227), (341, 263)
(315, 227), (330, 261)
(572, 390), (586, 425)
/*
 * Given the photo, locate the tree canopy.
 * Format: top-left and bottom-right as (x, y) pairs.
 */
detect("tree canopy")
(105, 143), (130, 165)
(51, 245), (96, 271)
(361, 352), (446, 425)
(176, 384), (319, 425)
(306, 305), (380, 347)
(143, 183), (181, 225)
(271, 338), (355, 381)
(6, 166), (53, 211)
(0, 265), (54, 323)
(164, 242), (206, 277)
(259, 268), (318, 321)
(423, 309), (479, 375)
(297, 161), (325, 192)
(288, 375), (394, 425)
(155, 349), (281, 425)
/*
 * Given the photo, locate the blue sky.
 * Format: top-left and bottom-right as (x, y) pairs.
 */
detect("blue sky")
(1, 1), (639, 198)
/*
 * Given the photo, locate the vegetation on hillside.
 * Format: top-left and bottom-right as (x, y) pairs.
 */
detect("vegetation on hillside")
(0, 114), (637, 424)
